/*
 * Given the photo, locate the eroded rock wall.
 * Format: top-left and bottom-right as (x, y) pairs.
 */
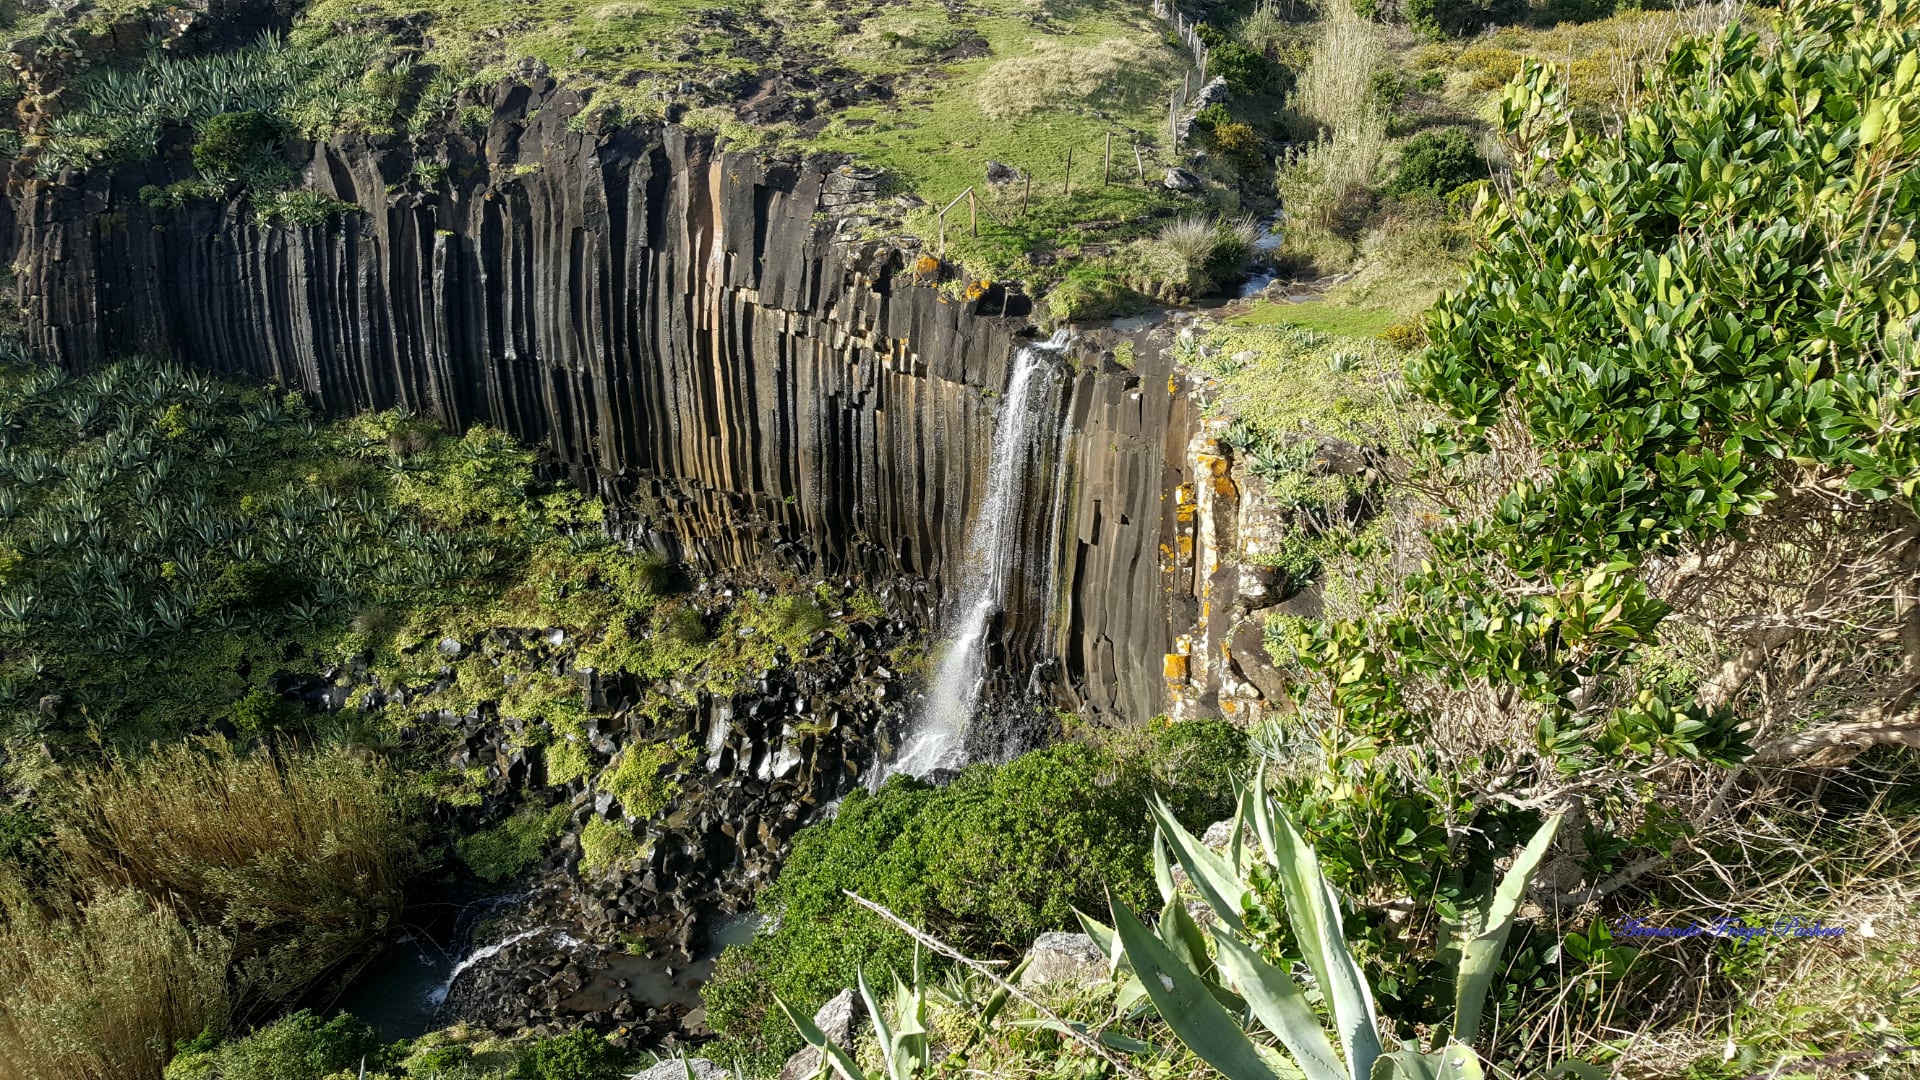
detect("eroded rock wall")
(10, 81), (1200, 724)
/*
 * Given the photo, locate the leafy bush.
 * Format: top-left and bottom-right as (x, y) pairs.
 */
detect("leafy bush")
(191, 111), (291, 187)
(577, 816), (644, 876)
(703, 722), (1248, 1071)
(454, 802), (570, 883)
(1405, 0), (1527, 36)
(1386, 128), (1487, 198)
(1275, 0), (1920, 1037)
(164, 1010), (382, 1080)
(601, 738), (692, 820)
(511, 1029), (622, 1080)
(1196, 25), (1286, 95)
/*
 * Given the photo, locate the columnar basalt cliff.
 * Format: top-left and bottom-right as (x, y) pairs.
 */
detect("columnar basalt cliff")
(8, 80), (1211, 725)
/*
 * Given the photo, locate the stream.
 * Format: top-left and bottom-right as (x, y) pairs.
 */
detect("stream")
(334, 898), (764, 1041)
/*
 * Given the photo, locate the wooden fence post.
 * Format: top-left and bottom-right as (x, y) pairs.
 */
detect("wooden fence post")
(968, 188), (977, 237)
(1022, 171), (1031, 216)
(1062, 147), (1072, 197)
(1103, 132), (1112, 184)
(1134, 143), (1146, 181)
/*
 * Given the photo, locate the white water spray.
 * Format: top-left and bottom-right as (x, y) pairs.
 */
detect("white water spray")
(892, 332), (1069, 778)
(427, 927), (569, 1006)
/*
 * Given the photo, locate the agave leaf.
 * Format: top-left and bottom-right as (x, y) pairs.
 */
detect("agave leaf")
(858, 969), (894, 1073)
(777, 996), (870, 1080)
(1074, 907), (1125, 977)
(1368, 1052), (1438, 1080)
(1153, 828), (1178, 905)
(1109, 892), (1284, 1080)
(1433, 1043), (1485, 1080)
(1260, 799), (1383, 1080)
(1149, 795), (1251, 933)
(1212, 929), (1347, 1080)
(1160, 894), (1215, 981)
(1543, 1060), (1606, 1080)
(890, 972), (931, 1080)
(1452, 815), (1562, 1046)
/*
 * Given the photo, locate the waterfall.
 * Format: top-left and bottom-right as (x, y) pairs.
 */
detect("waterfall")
(892, 332), (1070, 778)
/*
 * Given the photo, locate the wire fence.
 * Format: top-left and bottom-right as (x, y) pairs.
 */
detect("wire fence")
(927, 2), (1217, 254)
(1154, 0), (1213, 147)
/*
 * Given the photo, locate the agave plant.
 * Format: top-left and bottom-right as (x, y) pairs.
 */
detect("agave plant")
(1081, 778), (1592, 1080)
(779, 959), (939, 1080)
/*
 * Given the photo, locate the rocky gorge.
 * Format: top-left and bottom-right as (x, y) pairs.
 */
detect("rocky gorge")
(2, 46), (1307, 1049)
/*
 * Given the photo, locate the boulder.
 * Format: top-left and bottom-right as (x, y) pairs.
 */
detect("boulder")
(630, 1060), (732, 1080)
(985, 160), (1024, 185)
(1016, 931), (1108, 990)
(777, 989), (865, 1080)
(1163, 167), (1204, 192)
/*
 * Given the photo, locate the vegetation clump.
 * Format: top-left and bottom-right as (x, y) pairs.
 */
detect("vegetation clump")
(705, 720), (1248, 1070)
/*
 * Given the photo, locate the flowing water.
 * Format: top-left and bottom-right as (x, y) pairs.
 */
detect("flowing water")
(892, 332), (1070, 778)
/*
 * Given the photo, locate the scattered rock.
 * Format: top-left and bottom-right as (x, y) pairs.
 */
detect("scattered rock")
(1162, 167), (1204, 192)
(631, 1059), (732, 1080)
(777, 989), (866, 1080)
(438, 636), (466, 657)
(1017, 931), (1108, 990)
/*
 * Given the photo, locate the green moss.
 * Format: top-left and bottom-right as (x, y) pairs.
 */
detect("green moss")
(1229, 299), (1400, 338)
(600, 738), (693, 821)
(455, 803), (571, 882)
(577, 817), (647, 876)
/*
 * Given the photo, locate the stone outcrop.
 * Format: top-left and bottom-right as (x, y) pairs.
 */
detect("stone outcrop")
(1016, 931), (1108, 990)
(9, 80), (1203, 727)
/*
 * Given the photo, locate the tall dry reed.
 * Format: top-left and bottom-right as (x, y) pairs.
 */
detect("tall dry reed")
(0, 888), (229, 1080)
(1280, 3), (1389, 230)
(49, 738), (419, 1013)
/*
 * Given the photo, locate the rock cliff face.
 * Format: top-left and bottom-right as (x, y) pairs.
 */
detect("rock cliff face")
(9, 80), (1204, 725)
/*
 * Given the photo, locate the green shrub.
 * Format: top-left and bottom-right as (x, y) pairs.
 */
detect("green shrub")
(454, 802), (570, 882)
(229, 688), (298, 735)
(1197, 25), (1287, 95)
(1387, 128), (1487, 198)
(512, 1029), (622, 1080)
(192, 111), (293, 187)
(172, 1010), (382, 1080)
(703, 722), (1248, 1071)
(577, 817), (644, 876)
(601, 738), (691, 821)
(1406, 0), (1526, 36)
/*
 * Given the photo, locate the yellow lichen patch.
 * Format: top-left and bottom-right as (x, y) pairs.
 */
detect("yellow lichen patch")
(1163, 652), (1189, 683)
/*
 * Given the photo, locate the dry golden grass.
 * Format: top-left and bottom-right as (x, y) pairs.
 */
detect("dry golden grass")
(973, 38), (1174, 121)
(48, 738), (420, 1012)
(0, 888), (229, 1080)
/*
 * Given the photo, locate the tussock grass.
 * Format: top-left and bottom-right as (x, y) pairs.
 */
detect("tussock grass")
(1280, 3), (1389, 231)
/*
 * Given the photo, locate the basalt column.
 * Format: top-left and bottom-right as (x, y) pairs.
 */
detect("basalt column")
(9, 81), (1203, 726)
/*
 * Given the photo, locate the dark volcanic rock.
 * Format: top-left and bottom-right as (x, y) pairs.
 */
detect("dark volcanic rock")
(9, 83), (1204, 726)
